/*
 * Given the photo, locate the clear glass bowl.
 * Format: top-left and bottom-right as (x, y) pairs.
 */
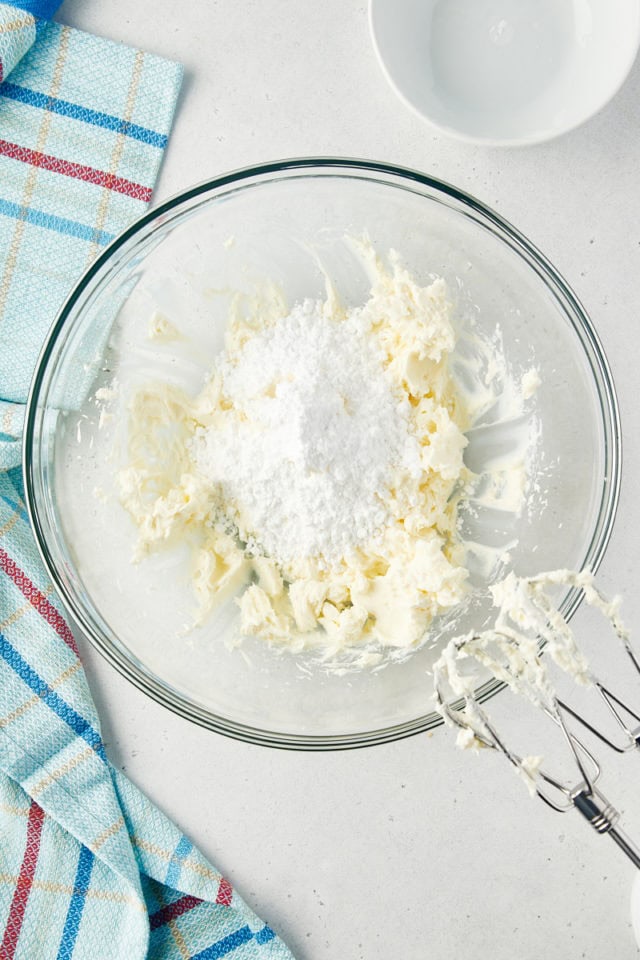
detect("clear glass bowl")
(24, 159), (620, 749)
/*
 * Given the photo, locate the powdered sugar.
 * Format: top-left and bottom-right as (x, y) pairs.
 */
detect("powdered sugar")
(190, 298), (420, 566)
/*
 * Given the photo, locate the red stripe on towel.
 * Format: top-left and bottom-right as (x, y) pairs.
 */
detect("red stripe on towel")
(0, 138), (153, 200)
(0, 547), (79, 656)
(215, 878), (233, 906)
(149, 894), (204, 930)
(0, 801), (45, 959)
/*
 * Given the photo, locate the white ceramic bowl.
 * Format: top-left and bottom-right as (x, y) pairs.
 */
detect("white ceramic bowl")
(369, 0), (640, 146)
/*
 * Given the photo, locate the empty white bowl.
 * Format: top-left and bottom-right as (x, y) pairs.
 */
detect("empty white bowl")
(369, 0), (640, 146)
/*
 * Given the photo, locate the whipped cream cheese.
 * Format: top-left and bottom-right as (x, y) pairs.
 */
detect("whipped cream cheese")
(114, 246), (473, 656)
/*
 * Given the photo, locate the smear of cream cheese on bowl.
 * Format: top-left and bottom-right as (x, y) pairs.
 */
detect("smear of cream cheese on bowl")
(88, 238), (542, 672)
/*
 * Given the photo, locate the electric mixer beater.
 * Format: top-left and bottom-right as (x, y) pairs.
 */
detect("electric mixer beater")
(433, 570), (640, 868)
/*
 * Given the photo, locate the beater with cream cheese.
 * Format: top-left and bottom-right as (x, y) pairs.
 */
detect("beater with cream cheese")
(433, 569), (632, 794)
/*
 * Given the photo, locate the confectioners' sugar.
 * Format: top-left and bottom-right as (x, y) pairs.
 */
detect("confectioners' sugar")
(190, 298), (419, 565)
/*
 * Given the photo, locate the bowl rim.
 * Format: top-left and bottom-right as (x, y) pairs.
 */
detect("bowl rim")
(23, 157), (622, 750)
(368, 0), (640, 147)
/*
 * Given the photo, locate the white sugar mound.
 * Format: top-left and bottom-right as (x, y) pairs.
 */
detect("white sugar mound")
(190, 299), (420, 564)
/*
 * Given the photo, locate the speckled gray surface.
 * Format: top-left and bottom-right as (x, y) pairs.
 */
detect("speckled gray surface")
(60, 1), (640, 956)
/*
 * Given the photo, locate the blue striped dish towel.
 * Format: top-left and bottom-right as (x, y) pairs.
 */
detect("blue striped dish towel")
(0, 2), (294, 958)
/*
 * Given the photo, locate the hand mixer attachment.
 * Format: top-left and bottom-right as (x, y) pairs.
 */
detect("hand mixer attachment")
(433, 571), (640, 869)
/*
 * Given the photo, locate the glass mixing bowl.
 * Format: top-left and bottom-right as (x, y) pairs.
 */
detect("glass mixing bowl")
(24, 159), (620, 749)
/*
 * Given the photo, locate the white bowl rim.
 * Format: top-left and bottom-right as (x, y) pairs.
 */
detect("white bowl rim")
(368, 0), (640, 147)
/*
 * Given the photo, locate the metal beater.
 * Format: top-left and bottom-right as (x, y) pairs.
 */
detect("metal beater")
(433, 576), (640, 868)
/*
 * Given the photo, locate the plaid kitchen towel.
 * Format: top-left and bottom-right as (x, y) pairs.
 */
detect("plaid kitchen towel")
(0, 3), (294, 959)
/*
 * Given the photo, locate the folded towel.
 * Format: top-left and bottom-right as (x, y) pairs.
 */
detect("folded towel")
(0, 3), (294, 957)
(0, 3), (36, 81)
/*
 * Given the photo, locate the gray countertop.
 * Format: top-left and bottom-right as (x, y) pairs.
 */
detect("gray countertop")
(60, 1), (640, 956)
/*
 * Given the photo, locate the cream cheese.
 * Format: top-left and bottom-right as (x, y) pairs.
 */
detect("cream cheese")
(114, 246), (473, 655)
